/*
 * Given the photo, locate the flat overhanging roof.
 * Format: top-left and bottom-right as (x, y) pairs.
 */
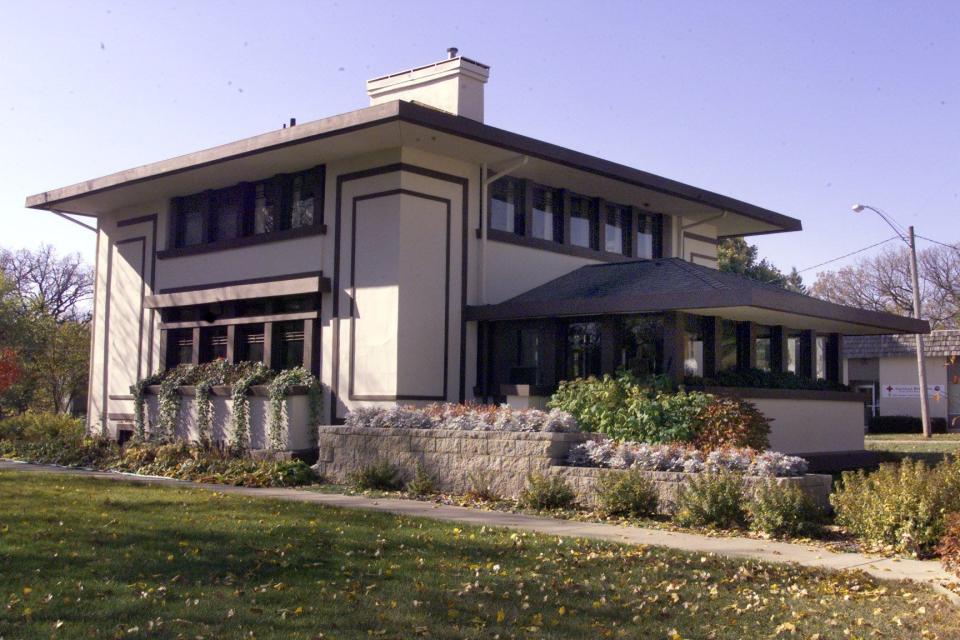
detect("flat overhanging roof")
(466, 258), (929, 335)
(26, 101), (801, 237)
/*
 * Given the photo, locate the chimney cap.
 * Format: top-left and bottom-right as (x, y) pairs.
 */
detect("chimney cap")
(447, 47), (458, 59)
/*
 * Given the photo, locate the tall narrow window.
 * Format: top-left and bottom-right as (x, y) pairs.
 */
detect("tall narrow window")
(511, 326), (541, 384)
(489, 177), (524, 234)
(718, 319), (738, 371)
(684, 315), (705, 376)
(786, 330), (801, 373)
(200, 326), (229, 363)
(604, 204), (629, 254)
(286, 170), (318, 229)
(531, 185), (561, 242)
(815, 335), (826, 380)
(635, 212), (654, 259)
(166, 329), (194, 368)
(652, 214), (665, 258)
(210, 185), (244, 242)
(275, 321), (305, 369)
(174, 194), (206, 247)
(237, 324), (265, 364)
(568, 195), (597, 249)
(754, 325), (772, 371)
(253, 179), (281, 235)
(621, 315), (664, 377)
(566, 322), (601, 379)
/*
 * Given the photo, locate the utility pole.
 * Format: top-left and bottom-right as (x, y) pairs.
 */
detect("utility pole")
(907, 226), (932, 438)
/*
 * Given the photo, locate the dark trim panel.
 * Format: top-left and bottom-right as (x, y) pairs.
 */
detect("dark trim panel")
(156, 223), (326, 259)
(347, 188), (451, 402)
(689, 252), (719, 265)
(158, 270), (328, 294)
(683, 231), (719, 245)
(703, 386), (870, 403)
(481, 228), (636, 263)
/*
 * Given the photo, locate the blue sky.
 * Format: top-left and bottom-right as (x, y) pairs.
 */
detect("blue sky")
(1, 0), (957, 282)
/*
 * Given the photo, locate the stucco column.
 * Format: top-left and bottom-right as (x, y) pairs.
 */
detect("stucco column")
(770, 325), (789, 373)
(735, 321), (756, 370)
(662, 311), (687, 383)
(702, 316), (720, 378)
(797, 330), (816, 379)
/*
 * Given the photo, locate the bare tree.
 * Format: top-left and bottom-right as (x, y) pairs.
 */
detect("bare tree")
(0, 244), (93, 322)
(811, 243), (960, 329)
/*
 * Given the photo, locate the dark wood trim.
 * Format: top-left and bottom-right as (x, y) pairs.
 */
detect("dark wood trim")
(347, 188), (451, 402)
(825, 332), (842, 383)
(702, 315), (720, 378)
(703, 386), (869, 403)
(157, 222), (326, 259)
(735, 321), (756, 370)
(797, 329), (816, 379)
(499, 384), (554, 397)
(158, 270), (327, 295)
(484, 228), (635, 262)
(683, 231), (719, 246)
(689, 252), (719, 265)
(107, 394), (135, 401)
(770, 325), (788, 373)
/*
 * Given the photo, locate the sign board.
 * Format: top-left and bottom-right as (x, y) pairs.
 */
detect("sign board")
(882, 384), (945, 400)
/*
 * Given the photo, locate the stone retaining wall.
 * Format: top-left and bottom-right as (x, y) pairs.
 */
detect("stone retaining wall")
(314, 426), (833, 512)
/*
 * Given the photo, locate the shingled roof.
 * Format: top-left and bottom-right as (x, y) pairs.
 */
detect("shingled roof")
(466, 258), (928, 334)
(844, 330), (960, 359)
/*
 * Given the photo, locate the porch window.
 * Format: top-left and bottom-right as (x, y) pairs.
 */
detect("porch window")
(621, 315), (664, 376)
(166, 328), (194, 368)
(489, 176), (524, 235)
(237, 324), (265, 364)
(569, 195), (597, 249)
(566, 322), (601, 379)
(274, 321), (305, 370)
(604, 204), (630, 254)
(816, 335), (826, 380)
(512, 326), (541, 384)
(635, 212), (655, 259)
(200, 326), (229, 363)
(532, 185), (561, 241)
(755, 325), (772, 371)
(786, 331), (801, 373)
(718, 319), (738, 371)
(684, 315), (705, 376)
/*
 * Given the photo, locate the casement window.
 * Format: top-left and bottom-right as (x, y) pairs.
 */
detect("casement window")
(635, 212), (655, 259)
(274, 321), (305, 370)
(237, 324), (265, 364)
(166, 328), (194, 368)
(568, 195), (597, 250)
(754, 325), (772, 372)
(566, 321), (602, 379)
(170, 166), (324, 250)
(489, 176), (524, 235)
(531, 185), (562, 242)
(200, 326), (229, 363)
(718, 319), (738, 371)
(604, 204), (630, 255)
(620, 315), (664, 377)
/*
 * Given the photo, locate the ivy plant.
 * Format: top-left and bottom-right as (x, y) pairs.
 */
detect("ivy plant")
(230, 362), (272, 453)
(266, 367), (324, 451)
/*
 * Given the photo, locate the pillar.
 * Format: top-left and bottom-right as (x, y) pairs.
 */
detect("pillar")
(735, 321), (756, 370)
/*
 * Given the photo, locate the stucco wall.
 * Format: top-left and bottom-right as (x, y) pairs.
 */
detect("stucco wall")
(484, 241), (601, 304)
(754, 397), (865, 454)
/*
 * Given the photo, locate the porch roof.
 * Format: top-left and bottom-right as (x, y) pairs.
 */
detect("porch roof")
(466, 258), (929, 335)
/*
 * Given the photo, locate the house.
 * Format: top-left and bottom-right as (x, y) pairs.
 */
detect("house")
(845, 330), (960, 429)
(25, 51), (927, 458)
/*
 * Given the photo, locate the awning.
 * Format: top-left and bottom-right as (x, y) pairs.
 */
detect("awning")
(145, 272), (330, 309)
(466, 258), (929, 335)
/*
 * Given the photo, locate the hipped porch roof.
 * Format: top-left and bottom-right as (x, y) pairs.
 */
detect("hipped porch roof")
(466, 258), (929, 335)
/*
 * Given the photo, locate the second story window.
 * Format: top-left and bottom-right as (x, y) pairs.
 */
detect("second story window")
(568, 195), (597, 250)
(531, 185), (562, 242)
(175, 194), (206, 247)
(286, 172), (318, 229)
(489, 176), (524, 235)
(253, 179), (281, 235)
(210, 185), (245, 242)
(605, 204), (630, 254)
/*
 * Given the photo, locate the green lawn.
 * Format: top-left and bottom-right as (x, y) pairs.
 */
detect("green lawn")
(865, 434), (960, 464)
(866, 433), (960, 442)
(1, 473), (959, 640)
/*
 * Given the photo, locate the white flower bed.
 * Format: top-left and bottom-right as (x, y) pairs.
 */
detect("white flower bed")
(568, 440), (808, 477)
(344, 404), (580, 433)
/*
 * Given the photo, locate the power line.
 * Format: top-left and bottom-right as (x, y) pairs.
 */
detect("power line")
(916, 234), (959, 250)
(793, 236), (900, 275)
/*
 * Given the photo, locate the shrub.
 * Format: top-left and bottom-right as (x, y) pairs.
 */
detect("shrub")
(747, 480), (824, 538)
(345, 403), (579, 433)
(867, 415), (948, 434)
(349, 460), (402, 491)
(406, 463), (437, 497)
(937, 513), (960, 577)
(0, 412), (86, 444)
(518, 472), (576, 510)
(673, 472), (747, 529)
(685, 368), (848, 392)
(831, 457), (960, 557)
(595, 469), (659, 518)
(549, 372), (770, 450)
(465, 470), (499, 502)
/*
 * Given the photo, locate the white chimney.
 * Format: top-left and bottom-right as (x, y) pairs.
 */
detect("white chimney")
(366, 50), (490, 122)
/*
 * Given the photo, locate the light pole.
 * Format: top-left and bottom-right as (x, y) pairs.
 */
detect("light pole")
(851, 204), (932, 438)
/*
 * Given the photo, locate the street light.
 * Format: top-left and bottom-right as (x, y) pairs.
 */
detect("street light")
(851, 204), (932, 438)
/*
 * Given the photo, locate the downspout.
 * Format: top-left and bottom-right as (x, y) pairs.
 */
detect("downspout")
(479, 155), (529, 304)
(679, 210), (727, 261)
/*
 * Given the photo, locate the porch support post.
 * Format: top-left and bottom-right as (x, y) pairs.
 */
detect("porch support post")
(477, 321), (489, 400)
(302, 319), (316, 375)
(226, 324), (236, 365)
(702, 316), (720, 378)
(662, 311), (687, 383)
(735, 321), (756, 370)
(825, 332), (842, 383)
(600, 316), (618, 375)
(797, 330), (816, 379)
(770, 325), (788, 373)
(262, 322), (274, 370)
(191, 327), (201, 365)
(158, 329), (168, 371)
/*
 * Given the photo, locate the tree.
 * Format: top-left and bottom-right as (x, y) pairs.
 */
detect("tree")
(811, 243), (960, 329)
(0, 348), (19, 394)
(718, 238), (805, 293)
(0, 244), (93, 322)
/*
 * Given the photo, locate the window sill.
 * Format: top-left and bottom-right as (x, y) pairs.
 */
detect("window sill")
(157, 224), (326, 259)
(479, 228), (637, 263)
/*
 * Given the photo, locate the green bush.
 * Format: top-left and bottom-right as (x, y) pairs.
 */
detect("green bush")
(937, 513), (960, 577)
(349, 460), (402, 491)
(465, 470), (499, 502)
(747, 480), (824, 538)
(867, 415), (948, 434)
(595, 469), (659, 518)
(674, 472), (747, 529)
(549, 372), (770, 450)
(518, 472), (576, 510)
(406, 463), (437, 497)
(0, 412), (85, 444)
(685, 368), (848, 392)
(831, 457), (960, 557)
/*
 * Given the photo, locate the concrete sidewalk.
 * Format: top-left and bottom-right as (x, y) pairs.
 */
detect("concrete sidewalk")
(3, 460), (958, 604)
